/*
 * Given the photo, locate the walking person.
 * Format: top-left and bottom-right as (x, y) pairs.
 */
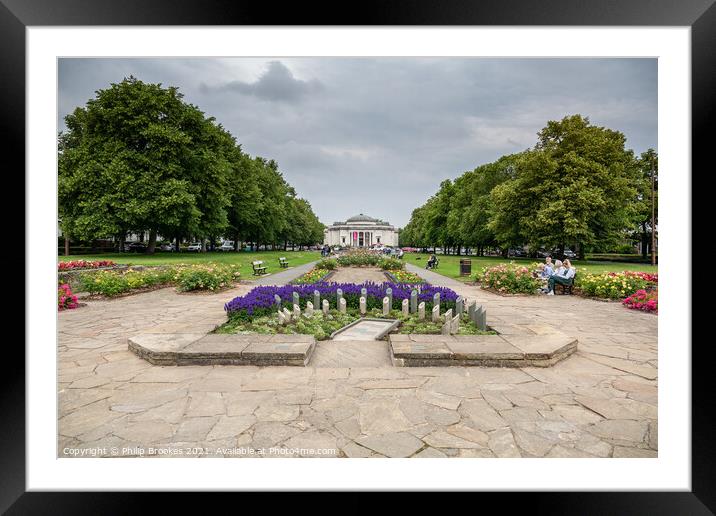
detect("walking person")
(546, 259), (575, 295)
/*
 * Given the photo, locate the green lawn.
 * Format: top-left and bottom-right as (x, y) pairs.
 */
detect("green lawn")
(403, 253), (658, 281)
(59, 250), (321, 274)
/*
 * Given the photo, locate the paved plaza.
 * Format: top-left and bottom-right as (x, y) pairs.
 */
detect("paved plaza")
(58, 262), (657, 458)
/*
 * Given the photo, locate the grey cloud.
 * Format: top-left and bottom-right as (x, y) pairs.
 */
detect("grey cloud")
(58, 57), (657, 228)
(207, 61), (323, 103)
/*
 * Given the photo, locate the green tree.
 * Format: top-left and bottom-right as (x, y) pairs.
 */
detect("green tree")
(58, 76), (232, 253)
(489, 115), (640, 258)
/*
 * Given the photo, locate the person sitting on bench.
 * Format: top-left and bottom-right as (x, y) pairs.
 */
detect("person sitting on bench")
(546, 259), (575, 295)
(426, 254), (438, 270)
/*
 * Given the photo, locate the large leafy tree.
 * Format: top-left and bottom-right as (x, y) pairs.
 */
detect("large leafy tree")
(59, 76), (232, 253)
(489, 115), (640, 257)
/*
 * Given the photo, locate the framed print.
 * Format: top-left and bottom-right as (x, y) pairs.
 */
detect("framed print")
(2, 0), (711, 512)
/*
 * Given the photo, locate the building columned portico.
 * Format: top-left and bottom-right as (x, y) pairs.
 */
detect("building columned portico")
(324, 214), (399, 247)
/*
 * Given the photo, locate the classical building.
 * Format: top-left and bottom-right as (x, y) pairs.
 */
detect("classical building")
(323, 213), (399, 247)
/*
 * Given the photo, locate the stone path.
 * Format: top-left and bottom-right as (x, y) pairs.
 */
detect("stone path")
(58, 265), (657, 458)
(251, 260), (318, 286)
(328, 267), (389, 284)
(405, 262), (464, 287)
(332, 320), (397, 341)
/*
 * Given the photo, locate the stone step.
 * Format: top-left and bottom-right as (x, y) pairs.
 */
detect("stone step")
(389, 333), (577, 367)
(128, 333), (315, 366)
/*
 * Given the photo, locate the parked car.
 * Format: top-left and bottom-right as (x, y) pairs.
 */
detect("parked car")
(159, 243), (174, 252)
(186, 242), (203, 252)
(218, 240), (235, 252)
(126, 242), (147, 253)
(563, 249), (577, 258)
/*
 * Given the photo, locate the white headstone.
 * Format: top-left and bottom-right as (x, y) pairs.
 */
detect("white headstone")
(382, 296), (390, 316)
(418, 302), (426, 320)
(402, 299), (409, 316)
(339, 297), (347, 314)
(432, 305), (440, 322)
(451, 314), (460, 334)
(293, 304), (301, 319)
(441, 319), (451, 335)
(278, 310), (287, 325)
(322, 299), (329, 315)
(444, 308), (453, 322)
(359, 296), (367, 315)
(282, 307), (292, 322)
(305, 301), (314, 317)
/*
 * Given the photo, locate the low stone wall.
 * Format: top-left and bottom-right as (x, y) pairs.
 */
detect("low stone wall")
(389, 333), (577, 368)
(129, 333), (316, 366)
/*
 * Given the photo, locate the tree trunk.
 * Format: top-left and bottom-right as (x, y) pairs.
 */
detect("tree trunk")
(577, 243), (585, 261)
(234, 233), (240, 251)
(64, 236), (70, 256)
(557, 243), (565, 259)
(146, 229), (158, 254)
(118, 233), (125, 253)
(641, 222), (648, 259)
(284, 240), (288, 251)
(175, 236), (180, 252)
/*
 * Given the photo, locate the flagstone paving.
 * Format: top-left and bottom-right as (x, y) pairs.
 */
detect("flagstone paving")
(58, 266), (657, 458)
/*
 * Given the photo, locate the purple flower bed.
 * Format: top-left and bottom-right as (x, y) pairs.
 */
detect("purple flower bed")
(224, 281), (459, 320)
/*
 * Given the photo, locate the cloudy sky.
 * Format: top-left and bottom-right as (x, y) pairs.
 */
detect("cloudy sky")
(58, 58), (657, 228)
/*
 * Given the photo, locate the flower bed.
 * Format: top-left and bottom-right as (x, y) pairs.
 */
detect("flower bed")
(478, 262), (542, 294)
(292, 268), (334, 285)
(576, 271), (657, 300)
(384, 269), (425, 284)
(58, 283), (79, 311)
(80, 263), (241, 297)
(325, 251), (405, 270)
(622, 289), (658, 313)
(58, 260), (117, 271)
(216, 307), (493, 341)
(224, 281), (459, 320)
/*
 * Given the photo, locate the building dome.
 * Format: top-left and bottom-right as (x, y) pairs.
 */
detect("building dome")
(346, 213), (379, 223)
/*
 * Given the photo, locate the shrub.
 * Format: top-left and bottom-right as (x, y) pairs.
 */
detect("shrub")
(58, 283), (79, 310)
(479, 262), (542, 294)
(316, 258), (338, 270)
(379, 257), (404, 270)
(173, 263), (241, 292)
(576, 271), (656, 299)
(336, 253), (380, 267)
(80, 263), (240, 296)
(622, 289), (658, 313)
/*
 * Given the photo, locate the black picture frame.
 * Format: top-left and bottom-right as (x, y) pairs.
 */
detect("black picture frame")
(2, 0), (709, 512)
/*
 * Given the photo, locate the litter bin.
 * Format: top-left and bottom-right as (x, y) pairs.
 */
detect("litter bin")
(459, 259), (472, 276)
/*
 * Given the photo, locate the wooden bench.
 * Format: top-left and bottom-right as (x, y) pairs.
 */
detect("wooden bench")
(278, 257), (289, 268)
(425, 257), (440, 270)
(252, 260), (268, 275)
(555, 272), (576, 295)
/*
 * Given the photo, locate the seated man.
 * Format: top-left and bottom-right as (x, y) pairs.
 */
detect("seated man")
(546, 259), (575, 295)
(425, 254), (438, 269)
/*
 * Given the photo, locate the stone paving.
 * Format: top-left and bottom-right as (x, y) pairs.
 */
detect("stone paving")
(58, 263), (657, 458)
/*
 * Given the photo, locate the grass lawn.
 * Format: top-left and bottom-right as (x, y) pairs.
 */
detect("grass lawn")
(403, 253), (658, 281)
(59, 250), (321, 275)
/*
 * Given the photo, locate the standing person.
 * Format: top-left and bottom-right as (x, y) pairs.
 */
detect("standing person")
(397, 248), (404, 259)
(546, 259), (575, 295)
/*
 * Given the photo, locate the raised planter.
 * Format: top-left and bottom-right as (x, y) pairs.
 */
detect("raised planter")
(129, 333), (316, 366)
(389, 332), (577, 367)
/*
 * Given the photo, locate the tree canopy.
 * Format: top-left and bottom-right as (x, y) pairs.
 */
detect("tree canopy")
(400, 115), (656, 257)
(58, 77), (324, 252)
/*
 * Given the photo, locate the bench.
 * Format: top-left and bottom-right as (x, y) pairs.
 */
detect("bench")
(555, 272), (576, 295)
(278, 257), (289, 268)
(252, 260), (268, 275)
(425, 257), (440, 270)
